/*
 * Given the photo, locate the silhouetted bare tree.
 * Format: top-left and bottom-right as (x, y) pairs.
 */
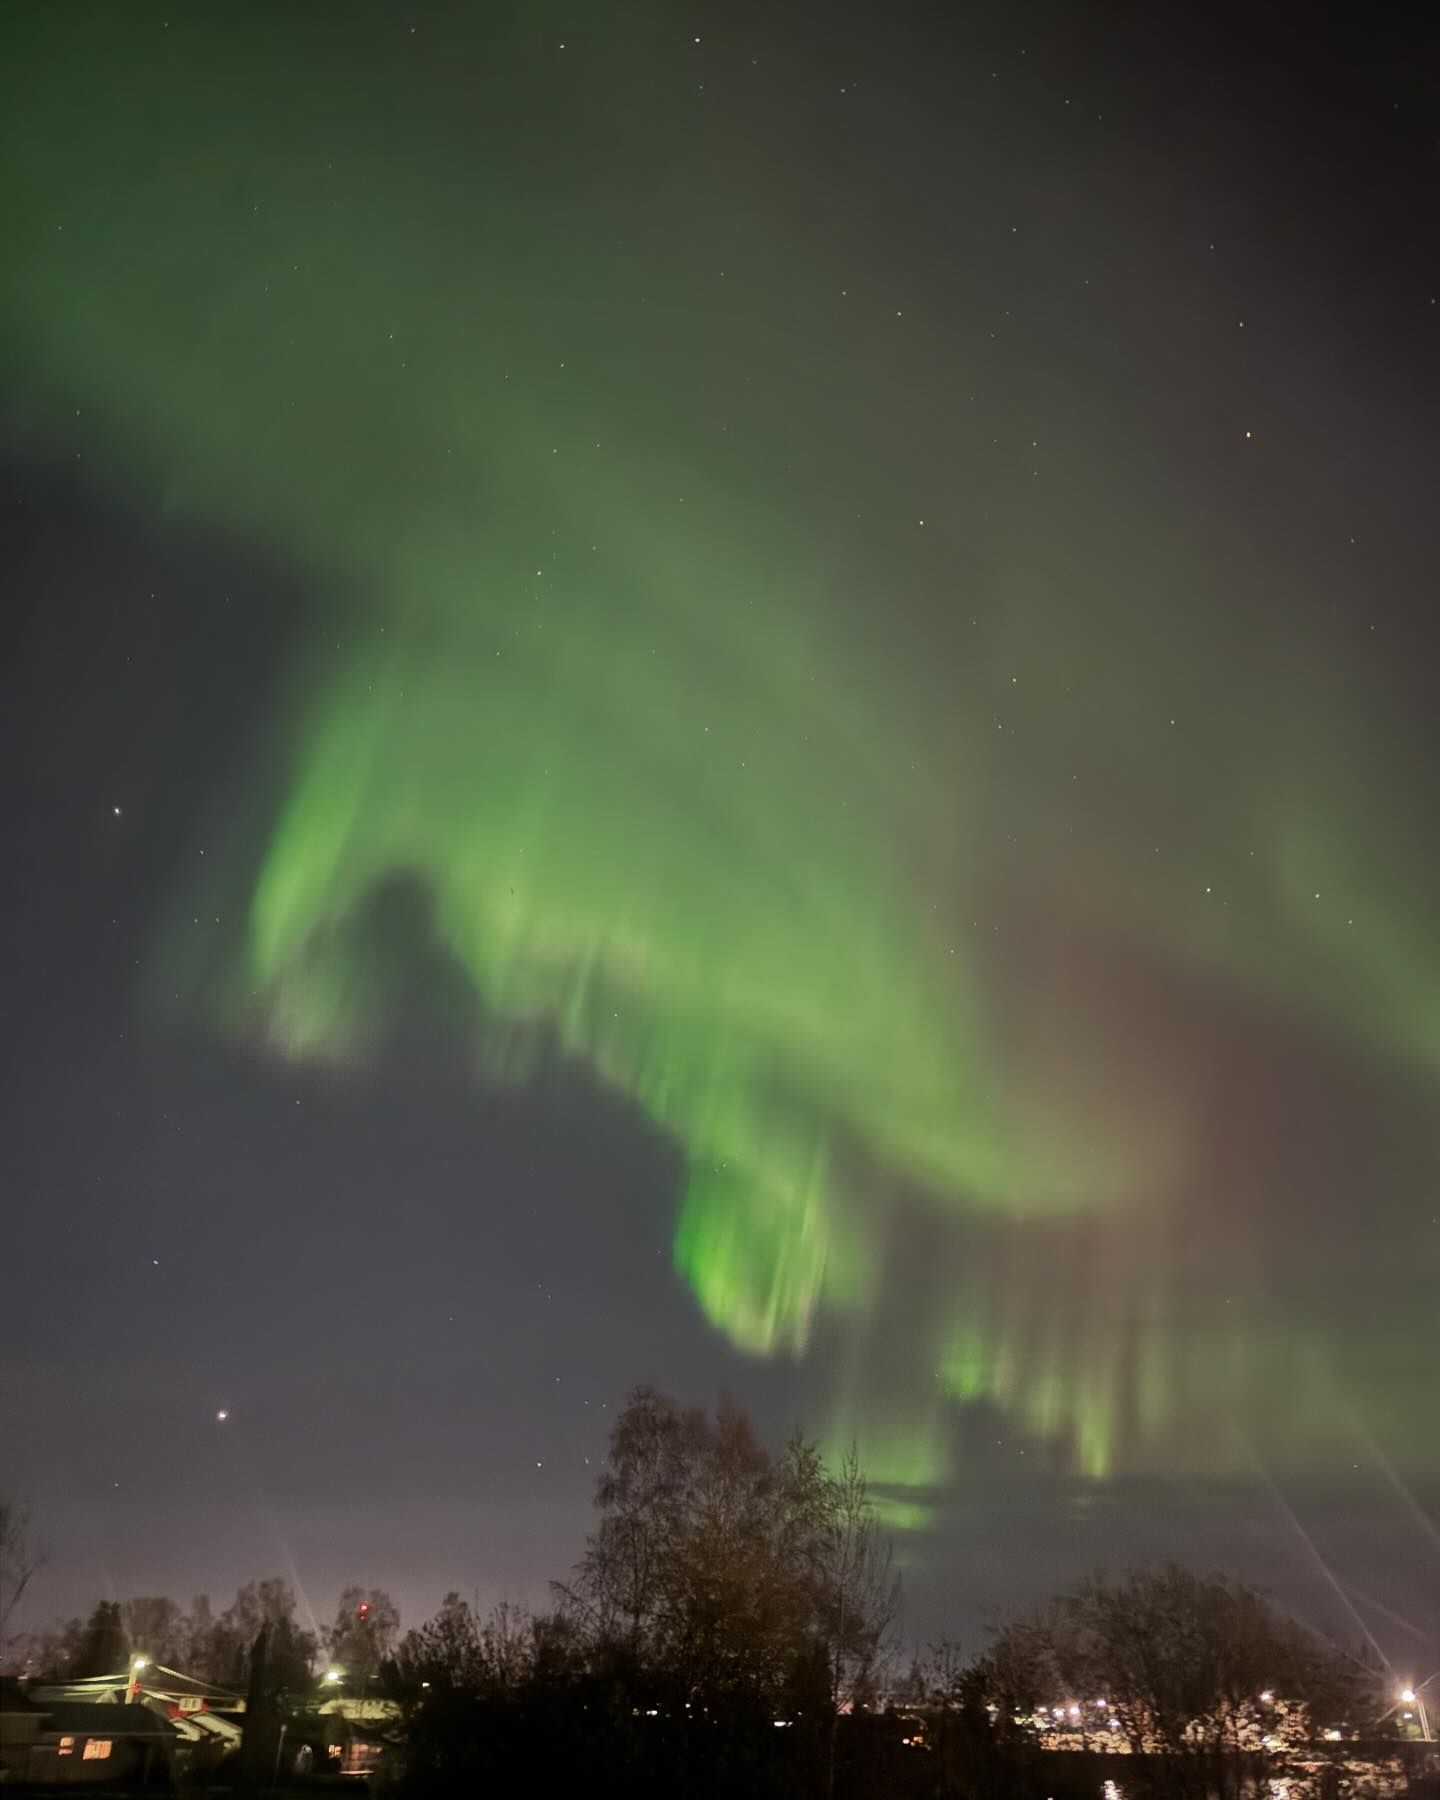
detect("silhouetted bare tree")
(561, 1386), (900, 1733)
(326, 1584), (400, 1688)
(0, 1498), (47, 1648)
(986, 1565), (1391, 1800)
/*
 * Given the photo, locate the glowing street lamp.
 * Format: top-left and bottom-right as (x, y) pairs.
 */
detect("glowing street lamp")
(323, 1668), (344, 1685)
(1397, 1685), (1432, 1741)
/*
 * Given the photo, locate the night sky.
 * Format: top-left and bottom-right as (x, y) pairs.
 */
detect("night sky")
(3, 0), (1438, 1667)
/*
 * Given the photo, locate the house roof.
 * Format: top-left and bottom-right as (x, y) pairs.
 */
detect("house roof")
(137, 1665), (243, 1703)
(32, 1667), (242, 1705)
(37, 1703), (180, 1741)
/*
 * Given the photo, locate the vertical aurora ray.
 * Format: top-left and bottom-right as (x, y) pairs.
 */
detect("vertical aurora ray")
(236, 539), (1148, 1371)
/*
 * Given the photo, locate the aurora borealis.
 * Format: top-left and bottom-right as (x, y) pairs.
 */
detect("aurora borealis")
(3, 0), (1438, 1641)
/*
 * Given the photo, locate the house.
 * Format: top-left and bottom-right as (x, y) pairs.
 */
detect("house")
(25, 1667), (247, 1777)
(312, 1695), (403, 1778)
(1, 1681), (183, 1785)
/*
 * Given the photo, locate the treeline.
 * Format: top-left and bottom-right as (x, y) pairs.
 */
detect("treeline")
(26, 1581), (399, 1694)
(391, 1387), (899, 1799)
(13, 1389), (1409, 1800)
(379, 1392), (1397, 1800)
(924, 1567), (1400, 1800)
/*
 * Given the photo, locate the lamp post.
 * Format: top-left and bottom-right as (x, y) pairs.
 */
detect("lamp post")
(127, 1655), (148, 1703)
(1399, 1687), (1433, 1743)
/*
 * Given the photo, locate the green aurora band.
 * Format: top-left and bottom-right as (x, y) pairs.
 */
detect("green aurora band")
(5, 4), (1436, 1508)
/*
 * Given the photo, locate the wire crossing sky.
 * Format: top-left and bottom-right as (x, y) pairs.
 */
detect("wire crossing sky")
(3, 0), (1438, 1550)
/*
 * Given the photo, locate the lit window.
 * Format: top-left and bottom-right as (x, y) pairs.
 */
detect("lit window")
(83, 1740), (113, 1761)
(58, 1737), (75, 1757)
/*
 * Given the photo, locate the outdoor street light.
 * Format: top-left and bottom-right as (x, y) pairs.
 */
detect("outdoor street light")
(1403, 1686), (1432, 1741)
(323, 1669), (344, 1685)
(1392, 1681), (1434, 1742)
